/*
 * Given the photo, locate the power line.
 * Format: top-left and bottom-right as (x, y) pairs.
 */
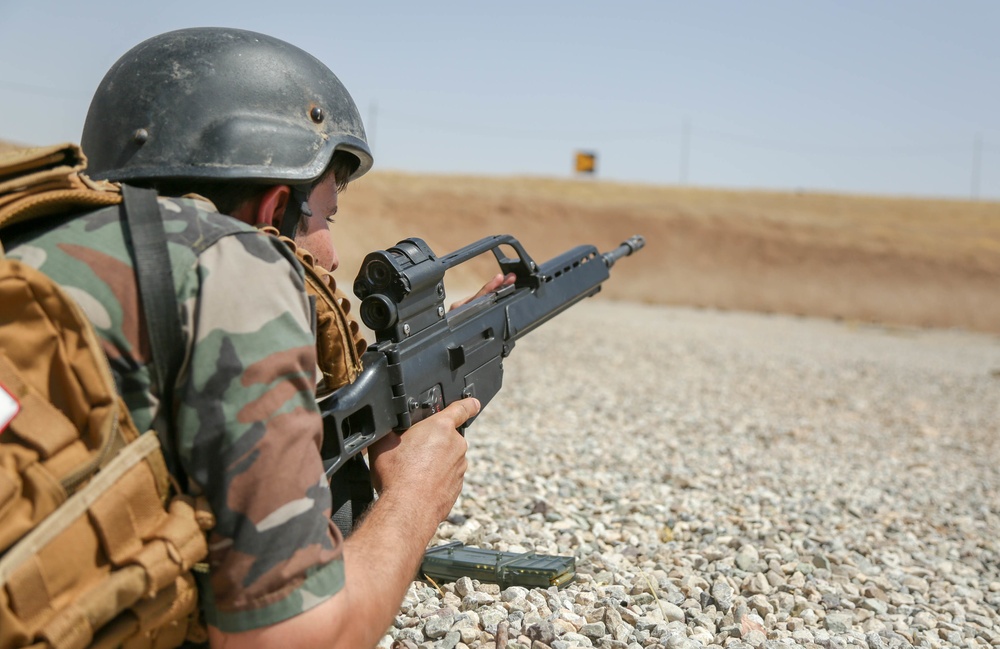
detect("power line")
(372, 106), (992, 160)
(696, 127), (970, 157)
(373, 109), (656, 141)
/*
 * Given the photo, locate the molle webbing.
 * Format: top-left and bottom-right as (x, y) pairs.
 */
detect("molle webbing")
(0, 143), (211, 649)
(0, 144), (121, 235)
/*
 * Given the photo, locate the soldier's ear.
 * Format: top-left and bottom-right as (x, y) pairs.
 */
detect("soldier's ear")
(252, 185), (292, 229)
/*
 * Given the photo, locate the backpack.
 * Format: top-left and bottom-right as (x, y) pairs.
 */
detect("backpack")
(0, 144), (211, 649)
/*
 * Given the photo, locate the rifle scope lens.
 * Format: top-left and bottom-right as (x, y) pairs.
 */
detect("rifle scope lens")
(366, 258), (392, 289)
(360, 294), (398, 331)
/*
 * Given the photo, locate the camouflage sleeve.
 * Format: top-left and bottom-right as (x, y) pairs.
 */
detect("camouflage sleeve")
(174, 231), (344, 632)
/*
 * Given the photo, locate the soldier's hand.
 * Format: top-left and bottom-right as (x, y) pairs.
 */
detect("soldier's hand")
(449, 272), (516, 311)
(367, 397), (479, 523)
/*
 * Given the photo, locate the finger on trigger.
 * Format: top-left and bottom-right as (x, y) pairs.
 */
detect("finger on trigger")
(453, 397), (480, 425)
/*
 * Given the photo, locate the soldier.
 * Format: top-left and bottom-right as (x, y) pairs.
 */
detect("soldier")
(6, 27), (503, 649)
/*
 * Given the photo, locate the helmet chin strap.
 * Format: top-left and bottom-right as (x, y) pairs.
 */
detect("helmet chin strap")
(279, 184), (313, 239)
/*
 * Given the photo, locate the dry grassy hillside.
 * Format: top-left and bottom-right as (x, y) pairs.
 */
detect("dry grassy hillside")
(3, 135), (998, 333)
(334, 172), (1000, 334)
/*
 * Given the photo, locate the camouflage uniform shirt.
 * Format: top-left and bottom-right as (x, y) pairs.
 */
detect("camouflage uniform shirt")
(6, 196), (344, 632)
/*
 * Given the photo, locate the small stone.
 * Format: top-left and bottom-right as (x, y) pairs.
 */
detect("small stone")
(603, 605), (624, 631)
(580, 622), (606, 639)
(657, 601), (686, 623)
(560, 632), (594, 647)
(455, 577), (475, 598)
(526, 621), (557, 646)
(612, 621), (633, 643)
(743, 573), (772, 595)
(621, 607), (642, 626)
(744, 629), (767, 647)
(458, 626), (479, 644)
(861, 598), (888, 615)
(711, 581), (735, 612)
(825, 612), (852, 634)
(901, 576), (929, 595)
(551, 617), (577, 635)
(477, 583), (501, 596)
(736, 545), (760, 571)
(502, 587), (530, 603)
(479, 607), (507, 634)
(747, 594), (772, 617)
(462, 591), (496, 609)
(424, 613), (456, 639)
(911, 611), (938, 630)
(791, 629), (814, 644)
(395, 627), (423, 645)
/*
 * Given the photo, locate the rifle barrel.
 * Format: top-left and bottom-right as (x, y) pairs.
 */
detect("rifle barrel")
(602, 235), (646, 268)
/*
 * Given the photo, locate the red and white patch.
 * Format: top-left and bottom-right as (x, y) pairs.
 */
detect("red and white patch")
(0, 382), (20, 434)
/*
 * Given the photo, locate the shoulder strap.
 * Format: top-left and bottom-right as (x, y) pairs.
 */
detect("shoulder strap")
(330, 455), (375, 537)
(120, 184), (184, 476)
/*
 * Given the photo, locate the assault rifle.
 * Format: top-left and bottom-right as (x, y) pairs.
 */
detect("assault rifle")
(318, 234), (645, 476)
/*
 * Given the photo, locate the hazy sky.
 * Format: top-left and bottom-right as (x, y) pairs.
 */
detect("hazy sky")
(2, 1), (998, 200)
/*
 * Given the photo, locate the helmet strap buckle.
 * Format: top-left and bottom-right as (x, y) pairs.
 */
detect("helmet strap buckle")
(279, 185), (313, 238)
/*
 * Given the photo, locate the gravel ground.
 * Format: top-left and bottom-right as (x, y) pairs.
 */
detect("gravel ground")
(378, 301), (1000, 649)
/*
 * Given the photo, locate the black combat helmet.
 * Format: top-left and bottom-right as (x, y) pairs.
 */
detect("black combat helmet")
(81, 27), (373, 185)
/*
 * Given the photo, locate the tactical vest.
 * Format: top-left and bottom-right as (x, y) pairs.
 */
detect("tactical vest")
(0, 144), (372, 649)
(0, 144), (212, 649)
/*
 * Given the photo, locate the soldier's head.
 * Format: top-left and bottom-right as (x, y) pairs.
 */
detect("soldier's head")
(81, 27), (372, 271)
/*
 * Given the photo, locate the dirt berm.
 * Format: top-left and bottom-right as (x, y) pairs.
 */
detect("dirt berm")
(3, 133), (996, 334)
(333, 172), (1000, 335)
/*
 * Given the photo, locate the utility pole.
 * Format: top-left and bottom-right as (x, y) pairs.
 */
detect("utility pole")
(680, 117), (691, 185)
(971, 133), (982, 200)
